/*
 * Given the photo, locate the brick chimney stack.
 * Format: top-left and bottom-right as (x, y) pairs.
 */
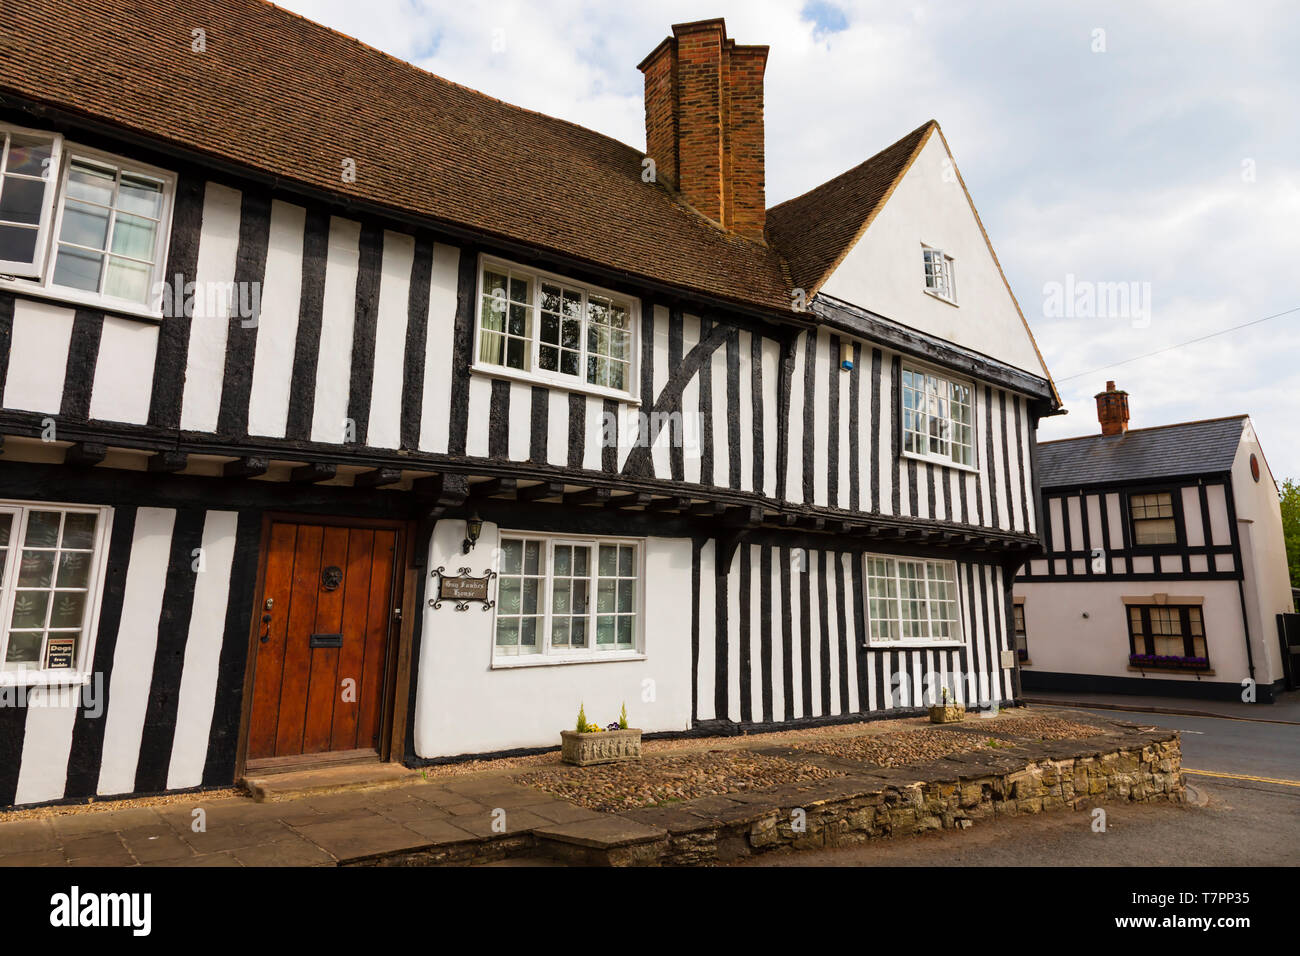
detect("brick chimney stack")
(1096, 381), (1130, 436)
(638, 19), (768, 241)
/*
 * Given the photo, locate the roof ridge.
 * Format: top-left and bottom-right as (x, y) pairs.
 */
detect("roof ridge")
(1040, 414), (1248, 445)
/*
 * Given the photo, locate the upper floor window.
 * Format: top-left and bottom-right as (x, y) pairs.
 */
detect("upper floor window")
(902, 366), (974, 468)
(0, 501), (112, 683)
(0, 123), (175, 315)
(493, 532), (643, 664)
(0, 125), (61, 278)
(475, 257), (637, 399)
(922, 245), (955, 303)
(865, 554), (961, 645)
(1129, 492), (1177, 546)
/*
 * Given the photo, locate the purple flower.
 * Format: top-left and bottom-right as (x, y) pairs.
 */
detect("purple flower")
(606, 721), (620, 731)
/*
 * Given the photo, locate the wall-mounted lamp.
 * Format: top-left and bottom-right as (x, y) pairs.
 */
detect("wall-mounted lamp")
(840, 342), (854, 372)
(462, 512), (483, 554)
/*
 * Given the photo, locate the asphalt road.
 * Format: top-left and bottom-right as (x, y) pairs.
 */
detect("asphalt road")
(738, 705), (1300, 867)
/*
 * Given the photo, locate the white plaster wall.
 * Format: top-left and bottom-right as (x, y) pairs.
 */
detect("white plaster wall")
(1229, 423), (1293, 685)
(1016, 579), (1251, 686)
(817, 134), (1048, 377)
(412, 520), (694, 759)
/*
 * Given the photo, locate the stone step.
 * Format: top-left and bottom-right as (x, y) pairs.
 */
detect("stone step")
(242, 762), (425, 803)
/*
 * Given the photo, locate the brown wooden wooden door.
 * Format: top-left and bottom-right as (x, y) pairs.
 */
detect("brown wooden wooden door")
(247, 519), (401, 760)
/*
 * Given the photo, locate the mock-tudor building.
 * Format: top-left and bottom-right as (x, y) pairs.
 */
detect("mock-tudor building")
(0, 2), (1059, 808)
(1015, 383), (1294, 702)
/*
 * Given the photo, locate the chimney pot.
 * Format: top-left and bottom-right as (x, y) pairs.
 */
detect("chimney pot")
(1095, 381), (1130, 436)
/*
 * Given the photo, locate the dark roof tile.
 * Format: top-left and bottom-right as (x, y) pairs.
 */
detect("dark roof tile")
(1038, 417), (1246, 488)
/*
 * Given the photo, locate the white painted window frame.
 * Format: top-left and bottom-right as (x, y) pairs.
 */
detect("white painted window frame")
(863, 552), (965, 648)
(0, 127), (176, 321)
(0, 500), (114, 687)
(0, 122), (63, 278)
(471, 254), (641, 404)
(900, 360), (978, 472)
(921, 243), (956, 305)
(490, 530), (646, 668)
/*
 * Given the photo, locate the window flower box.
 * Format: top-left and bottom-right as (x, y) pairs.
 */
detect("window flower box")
(1128, 654), (1210, 672)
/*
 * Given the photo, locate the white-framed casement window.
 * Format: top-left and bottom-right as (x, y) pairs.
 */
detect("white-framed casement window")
(864, 554), (963, 646)
(901, 365), (975, 468)
(474, 256), (638, 400)
(0, 501), (113, 684)
(922, 245), (956, 303)
(493, 532), (643, 664)
(0, 124), (62, 278)
(0, 122), (176, 317)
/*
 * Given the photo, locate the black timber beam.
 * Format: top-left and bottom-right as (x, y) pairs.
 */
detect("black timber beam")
(469, 478), (517, 499)
(354, 467), (403, 488)
(65, 442), (107, 467)
(517, 481), (564, 502)
(147, 450), (188, 474)
(290, 462), (338, 484)
(606, 493), (652, 509)
(223, 456), (269, 479)
(564, 487), (611, 506)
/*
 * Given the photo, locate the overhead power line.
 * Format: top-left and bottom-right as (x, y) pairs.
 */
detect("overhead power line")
(1056, 305), (1300, 384)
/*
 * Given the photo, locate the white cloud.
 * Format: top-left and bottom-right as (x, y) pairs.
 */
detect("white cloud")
(278, 0), (1300, 479)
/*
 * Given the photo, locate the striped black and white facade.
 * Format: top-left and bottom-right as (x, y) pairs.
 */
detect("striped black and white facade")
(0, 105), (1053, 807)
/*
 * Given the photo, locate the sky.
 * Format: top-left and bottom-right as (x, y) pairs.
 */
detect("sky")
(280, 0), (1300, 482)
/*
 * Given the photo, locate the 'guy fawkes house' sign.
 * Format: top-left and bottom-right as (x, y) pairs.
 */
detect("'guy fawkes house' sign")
(430, 567), (496, 611)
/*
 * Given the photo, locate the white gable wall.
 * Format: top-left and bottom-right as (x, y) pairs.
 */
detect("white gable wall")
(817, 134), (1048, 377)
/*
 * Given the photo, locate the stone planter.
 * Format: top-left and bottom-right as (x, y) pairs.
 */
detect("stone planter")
(928, 705), (965, 724)
(561, 728), (642, 766)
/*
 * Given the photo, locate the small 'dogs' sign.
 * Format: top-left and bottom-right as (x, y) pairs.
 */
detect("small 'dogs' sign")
(44, 636), (76, 670)
(430, 566), (496, 612)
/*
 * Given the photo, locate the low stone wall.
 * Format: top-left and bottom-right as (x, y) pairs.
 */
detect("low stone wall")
(651, 734), (1184, 866)
(352, 721), (1184, 867)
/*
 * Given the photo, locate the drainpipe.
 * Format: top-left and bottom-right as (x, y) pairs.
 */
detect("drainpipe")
(1224, 481), (1257, 686)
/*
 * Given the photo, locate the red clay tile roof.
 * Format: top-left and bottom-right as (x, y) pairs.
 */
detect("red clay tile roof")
(1, 0), (795, 313)
(765, 120), (936, 296)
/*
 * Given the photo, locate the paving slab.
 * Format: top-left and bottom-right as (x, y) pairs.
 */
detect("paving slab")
(50, 807), (161, 840)
(0, 818), (57, 853)
(400, 817), (480, 844)
(63, 832), (135, 866)
(229, 836), (336, 867)
(534, 816), (666, 849)
(0, 848), (66, 866)
(182, 820), (302, 854)
(293, 815), (432, 861)
(117, 825), (197, 864)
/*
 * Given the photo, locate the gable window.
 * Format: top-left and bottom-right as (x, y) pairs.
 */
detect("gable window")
(865, 554), (962, 645)
(922, 245), (955, 303)
(1129, 492), (1177, 545)
(476, 257), (636, 399)
(902, 366), (974, 467)
(1126, 604), (1208, 669)
(0, 123), (175, 315)
(494, 533), (642, 663)
(0, 502), (112, 683)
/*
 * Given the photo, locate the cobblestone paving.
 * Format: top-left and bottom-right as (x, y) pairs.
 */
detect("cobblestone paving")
(516, 751), (846, 811)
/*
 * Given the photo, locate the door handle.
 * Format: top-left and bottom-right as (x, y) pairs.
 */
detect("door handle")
(259, 609), (273, 643)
